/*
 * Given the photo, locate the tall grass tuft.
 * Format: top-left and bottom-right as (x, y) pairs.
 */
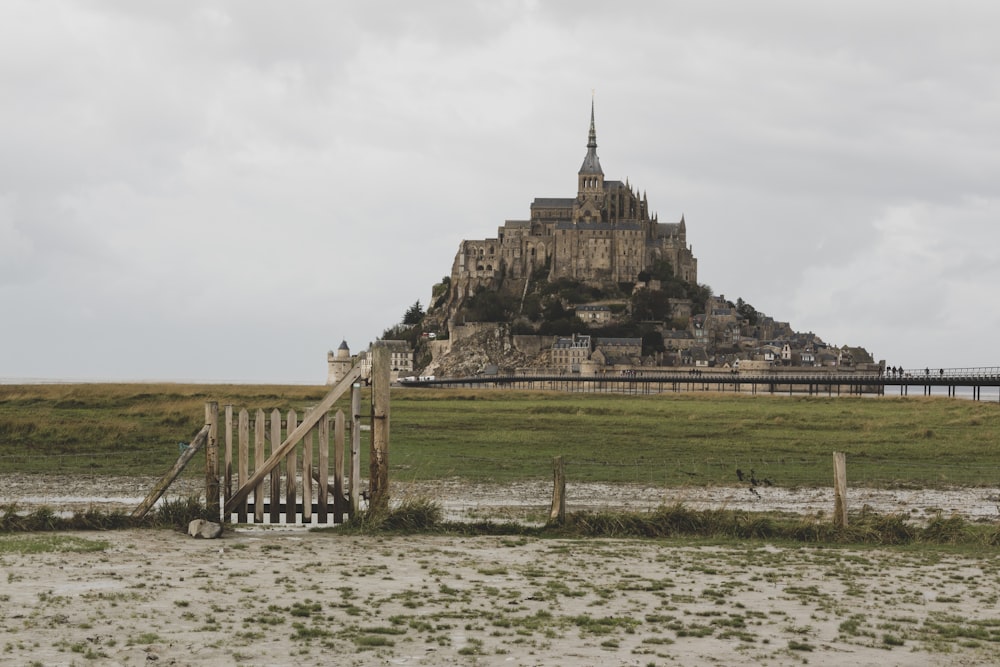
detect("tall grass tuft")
(342, 497), (443, 533)
(148, 496), (212, 530)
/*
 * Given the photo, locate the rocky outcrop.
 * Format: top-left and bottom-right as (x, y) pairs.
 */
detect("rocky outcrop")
(427, 324), (533, 377)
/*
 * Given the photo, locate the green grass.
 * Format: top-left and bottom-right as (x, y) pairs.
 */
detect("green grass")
(0, 533), (109, 554)
(2, 384), (999, 487)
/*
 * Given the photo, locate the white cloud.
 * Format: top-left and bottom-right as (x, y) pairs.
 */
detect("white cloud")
(2, 1), (999, 381)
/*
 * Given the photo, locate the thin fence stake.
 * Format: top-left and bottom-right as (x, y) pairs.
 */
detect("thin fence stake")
(549, 456), (566, 525)
(833, 451), (848, 528)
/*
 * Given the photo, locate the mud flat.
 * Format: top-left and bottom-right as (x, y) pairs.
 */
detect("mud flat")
(2, 527), (1000, 666)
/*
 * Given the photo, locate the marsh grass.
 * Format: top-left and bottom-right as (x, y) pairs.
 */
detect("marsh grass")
(3, 384), (999, 487)
(331, 499), (1000, 548)
(0, 533), (109, 554)
(1, 495), (208, 533)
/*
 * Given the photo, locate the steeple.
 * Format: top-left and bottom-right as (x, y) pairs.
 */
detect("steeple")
(578, 99), (604, 178)
(576, 97), (605, 218)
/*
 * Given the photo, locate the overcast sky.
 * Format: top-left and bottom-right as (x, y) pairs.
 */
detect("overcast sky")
(2, 1), (998, 383)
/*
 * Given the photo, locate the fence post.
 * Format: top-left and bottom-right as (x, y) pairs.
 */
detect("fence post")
(833, 451), (848, 528)
(269, 408), (282, 524)
(238, 409), (249, 524)
(333, 409), (345, 523)
(350, 382), (362, 517)
(224, 404), (233, 511)
(370, 342), (391, 513)
(549, 456), (566, 525)
(205, 402), (219, 521)
(285, 410), (298, 524)
(254, 409), (265, 523)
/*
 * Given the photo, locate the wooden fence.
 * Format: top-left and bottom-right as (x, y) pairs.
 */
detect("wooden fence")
(210, 387), (363, 525)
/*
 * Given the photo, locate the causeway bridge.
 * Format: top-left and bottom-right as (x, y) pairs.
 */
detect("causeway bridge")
(401, 367), (1000, 401)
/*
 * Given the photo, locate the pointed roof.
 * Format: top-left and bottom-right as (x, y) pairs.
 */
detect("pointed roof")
(578, 99), (603, 176)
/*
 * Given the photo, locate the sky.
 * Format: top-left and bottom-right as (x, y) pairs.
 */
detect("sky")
(2, 1), (999, 383)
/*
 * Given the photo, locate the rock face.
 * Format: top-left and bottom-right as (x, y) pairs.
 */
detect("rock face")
(187, 519), (223, 539)
(427, 323), (534, 377)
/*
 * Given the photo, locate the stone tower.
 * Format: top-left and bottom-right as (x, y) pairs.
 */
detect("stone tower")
(326, 340), (353, 385)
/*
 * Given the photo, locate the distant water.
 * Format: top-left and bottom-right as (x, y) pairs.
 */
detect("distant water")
(880, 385), (1000, 401)
(0, 377), (319, 385)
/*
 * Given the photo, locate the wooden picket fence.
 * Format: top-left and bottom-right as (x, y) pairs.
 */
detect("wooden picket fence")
(212, 388), (363, 525)
(215, 348), (391, 523)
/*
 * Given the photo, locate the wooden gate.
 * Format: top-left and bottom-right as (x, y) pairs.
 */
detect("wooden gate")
(212, 385), (363, 525)
(133, 343), (392, 525)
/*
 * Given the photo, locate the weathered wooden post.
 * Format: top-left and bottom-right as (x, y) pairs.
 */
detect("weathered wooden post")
(205, 402), (219, 521)
(223, 404), (233, 510)
(833, 451), (848, 528)
(318, 411), (331, 523)
(285, 410), (298, 524)
(549, 456), (566, 525)
(237, 408), (249, 523)
(369, 342), (391, 512)
(333, 409), (346, 522)
(302, 415), (314, 524)
(269, 408), (282, 524)
(350, 382), (362, 517)
(254, 408), (265, 523)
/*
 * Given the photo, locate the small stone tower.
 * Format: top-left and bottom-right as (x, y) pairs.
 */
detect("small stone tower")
(326, 340), (353, 385)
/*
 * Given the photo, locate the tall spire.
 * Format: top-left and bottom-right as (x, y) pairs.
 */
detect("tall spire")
(579, 96), (603, 176)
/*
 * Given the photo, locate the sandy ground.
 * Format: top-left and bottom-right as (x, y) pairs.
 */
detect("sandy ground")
(3, 476), (1000, 666)
(2, 528), (1000, 666)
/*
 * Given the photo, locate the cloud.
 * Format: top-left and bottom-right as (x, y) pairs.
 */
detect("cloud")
(1, 1), (999, 381)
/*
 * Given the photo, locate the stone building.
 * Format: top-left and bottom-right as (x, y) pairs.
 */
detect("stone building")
(448, 102), (697, 308)
(551, 334), (591, 372)
(326, 340), (413, 385)
(326, 340), (353, 385)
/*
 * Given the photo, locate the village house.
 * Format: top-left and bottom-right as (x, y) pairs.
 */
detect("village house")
(574, 304), (613, 326)
(551, 334), (591, 372)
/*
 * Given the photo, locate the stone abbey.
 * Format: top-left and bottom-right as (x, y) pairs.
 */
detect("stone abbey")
(448, 103), (698, 304)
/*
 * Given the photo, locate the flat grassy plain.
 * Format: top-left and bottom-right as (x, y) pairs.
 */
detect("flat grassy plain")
(1, 383), (998, 488)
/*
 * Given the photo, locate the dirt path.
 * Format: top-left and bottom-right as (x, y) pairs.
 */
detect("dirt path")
(2, 528), (999, 666)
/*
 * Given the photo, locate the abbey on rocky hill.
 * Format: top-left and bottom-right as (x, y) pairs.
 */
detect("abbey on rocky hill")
(448, 102), (697, 303)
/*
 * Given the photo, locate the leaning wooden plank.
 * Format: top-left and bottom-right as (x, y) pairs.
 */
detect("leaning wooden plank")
(225, 365), (363, 514)
(131, 424), (210, 520)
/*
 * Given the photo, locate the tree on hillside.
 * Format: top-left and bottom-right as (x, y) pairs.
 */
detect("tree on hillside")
(631, 289), (672, 322)
(403, 300), (425, 325)
(735, 297), (759, 325)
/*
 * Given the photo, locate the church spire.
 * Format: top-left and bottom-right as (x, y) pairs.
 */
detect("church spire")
(575, 96), (606, 223)
(578, 98), (603, 177)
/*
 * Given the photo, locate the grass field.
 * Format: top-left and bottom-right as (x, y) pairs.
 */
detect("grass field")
(2, 383), (999, 488)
